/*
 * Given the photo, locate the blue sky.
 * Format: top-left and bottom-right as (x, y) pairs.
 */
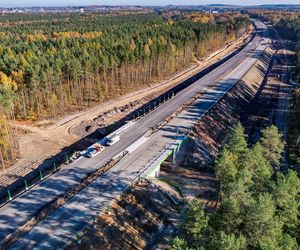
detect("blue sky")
(1, 0), (300, 7)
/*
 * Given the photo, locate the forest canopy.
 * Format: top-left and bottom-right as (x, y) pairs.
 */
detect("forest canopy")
(0, 12), (250, 120)
(0, 11), (250, 168)
(172, 124), (300, 250)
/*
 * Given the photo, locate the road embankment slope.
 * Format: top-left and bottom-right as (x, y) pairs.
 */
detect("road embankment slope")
(176, 47), (274, 166)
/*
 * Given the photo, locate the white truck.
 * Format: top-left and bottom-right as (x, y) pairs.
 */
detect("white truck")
(106, 134), (120, 146)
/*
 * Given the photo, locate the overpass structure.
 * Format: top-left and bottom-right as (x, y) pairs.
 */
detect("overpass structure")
(0, 21), (270, 249)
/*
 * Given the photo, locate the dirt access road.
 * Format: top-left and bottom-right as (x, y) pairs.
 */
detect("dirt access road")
(2, 29), (252, 185)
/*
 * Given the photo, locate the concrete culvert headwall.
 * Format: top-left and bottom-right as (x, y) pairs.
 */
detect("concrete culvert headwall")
(175, 47), (274, 167)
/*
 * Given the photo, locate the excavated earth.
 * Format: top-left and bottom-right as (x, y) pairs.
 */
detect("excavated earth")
(69, 96), (155, 137)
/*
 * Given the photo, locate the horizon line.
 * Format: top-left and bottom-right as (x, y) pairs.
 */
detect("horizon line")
(1, 3), (300, 8)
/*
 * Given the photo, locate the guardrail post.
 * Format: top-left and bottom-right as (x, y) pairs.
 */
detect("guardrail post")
(66, 155), (69, 164)
(24, 179), (29, 190)
(39, 169), (44, 180)
(7, 190), (12, 201)
(53, 163), (57, 172)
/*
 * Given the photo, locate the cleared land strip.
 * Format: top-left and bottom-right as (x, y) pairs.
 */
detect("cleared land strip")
(8, 24), (269, 249)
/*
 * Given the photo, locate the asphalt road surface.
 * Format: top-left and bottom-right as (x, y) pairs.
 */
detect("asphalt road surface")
(1, 20), (268, 249)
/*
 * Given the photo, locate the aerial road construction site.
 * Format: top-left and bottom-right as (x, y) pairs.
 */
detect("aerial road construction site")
(0, 19), (291, 249)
